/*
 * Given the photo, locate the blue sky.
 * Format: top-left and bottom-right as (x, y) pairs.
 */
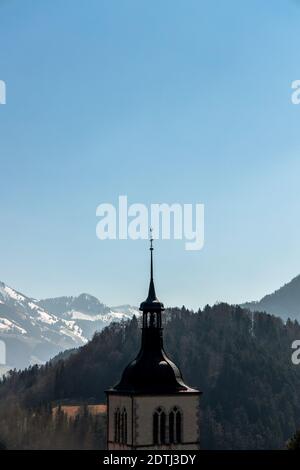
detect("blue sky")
(1, 0), (300, 309)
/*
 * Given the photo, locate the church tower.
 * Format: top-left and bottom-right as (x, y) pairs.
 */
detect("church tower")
(106, 238), (201, 450)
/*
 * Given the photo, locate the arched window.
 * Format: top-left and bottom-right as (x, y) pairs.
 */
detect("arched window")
(121, 408), (127, 444)
(153, 407), (166, 445)
(169, 410), (175, 443)
(169, 407), (182, 444)
(114, 407), (127, 444)
(153, 410), (159, 444)
(143, 311), (161, 328)
(161, 411), (166, 444)
(175, 408), (182, 443)
(114, 408), (120, 442)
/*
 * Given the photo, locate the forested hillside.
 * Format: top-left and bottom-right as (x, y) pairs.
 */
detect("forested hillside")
(1, 304), (300, 449)
(243, 274), (300, 320)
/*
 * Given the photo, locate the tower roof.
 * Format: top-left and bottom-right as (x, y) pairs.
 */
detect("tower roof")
(112, 342), (198, 394)
(139, 233), (164, 312)
(109, 237), (200, 395)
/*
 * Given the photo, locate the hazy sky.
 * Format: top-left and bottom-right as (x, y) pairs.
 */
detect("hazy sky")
(1, 0), (300, 309)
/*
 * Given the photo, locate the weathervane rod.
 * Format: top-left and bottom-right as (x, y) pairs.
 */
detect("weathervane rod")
(150, 227), (153, 281)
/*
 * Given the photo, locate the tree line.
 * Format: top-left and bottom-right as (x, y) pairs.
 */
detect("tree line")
(1, 303), (300, 449)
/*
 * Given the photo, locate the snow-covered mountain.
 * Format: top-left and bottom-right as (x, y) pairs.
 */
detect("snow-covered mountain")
(38, 295), (139, 339)
(0, 281), (139, 372)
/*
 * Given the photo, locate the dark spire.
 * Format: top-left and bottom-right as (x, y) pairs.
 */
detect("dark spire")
(139, 229), (164, 312)
(150, 229), (153, 280)
(110, 234), (200, 395)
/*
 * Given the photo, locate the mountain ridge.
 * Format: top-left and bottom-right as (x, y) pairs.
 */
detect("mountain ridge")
(0, 281), (139, 371)
(2, 270), (300, 372)
(242, 274), (300, 320)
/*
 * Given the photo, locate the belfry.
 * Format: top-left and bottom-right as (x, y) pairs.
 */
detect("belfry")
(106, 237), (201, 449)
